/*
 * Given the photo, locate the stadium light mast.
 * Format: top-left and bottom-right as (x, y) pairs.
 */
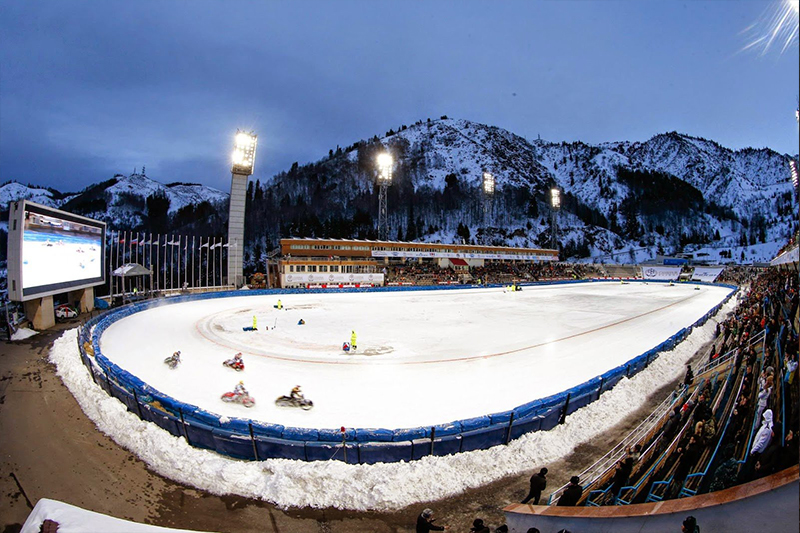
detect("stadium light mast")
(377, 152), (393, 241)
(227, 130), (257, 288)
(482, 171), (495, 220)
(550, 187), (561, 252)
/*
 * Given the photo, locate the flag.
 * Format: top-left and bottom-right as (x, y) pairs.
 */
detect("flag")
(200, 242), (210, 248)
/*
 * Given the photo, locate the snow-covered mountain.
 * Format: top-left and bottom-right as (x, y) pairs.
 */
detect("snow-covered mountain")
(54, 170), (228, 229)
(2, 119), (796, 265)
(0, 181), (72, 208)
(249, 117), (796, 264)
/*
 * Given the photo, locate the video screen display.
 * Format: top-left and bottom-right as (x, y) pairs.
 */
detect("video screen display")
(20, 204), (104, 295)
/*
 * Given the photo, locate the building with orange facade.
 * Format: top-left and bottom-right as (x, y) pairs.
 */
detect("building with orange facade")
(276, 238), (558, 288)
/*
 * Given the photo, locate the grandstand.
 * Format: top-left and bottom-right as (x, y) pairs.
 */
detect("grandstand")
(505, 266), (799, 532)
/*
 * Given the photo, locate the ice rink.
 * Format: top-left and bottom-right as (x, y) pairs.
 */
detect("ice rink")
(99, 281), (733, 430)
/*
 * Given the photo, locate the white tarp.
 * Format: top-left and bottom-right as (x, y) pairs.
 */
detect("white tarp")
(691, 266), (724, 283)
(642, 265), (682, 280)
(22, 498), (210, 533)
(283, 272), (385, 285)
(112, 263), (152, 277)
(371, 250), (556, 261)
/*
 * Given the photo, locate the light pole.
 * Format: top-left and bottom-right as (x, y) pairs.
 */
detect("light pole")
(550, 187), (561, 252)
(227, 130), (257, 288)
(377, 152), (393, 241)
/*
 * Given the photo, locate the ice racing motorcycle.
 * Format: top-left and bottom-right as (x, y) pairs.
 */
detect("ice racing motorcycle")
(164, 354), (181, 369)
(275, 395), (314, 410)
(220, 391), (255, 408)
(222, 359), (245, 372)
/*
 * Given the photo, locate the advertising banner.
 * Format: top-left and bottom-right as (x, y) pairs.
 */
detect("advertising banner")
(283, 273), (385, 285)
(691, 267), (724, 283)
(371, 250), (556, 261)
(641, 266), (682, 280)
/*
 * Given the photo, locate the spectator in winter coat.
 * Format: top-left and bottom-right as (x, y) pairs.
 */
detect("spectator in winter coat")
(683, 364), (694, 388)
(709, 445), (739, 492)
(557, 476), (583, 506)
(609, 457), (634, 503)
(415, 508), (448, 532)
(750, 409), (774, 457)
(520, 467), (548, 504)
(673, 436), (702, 493)
(755, 376), (773, 424)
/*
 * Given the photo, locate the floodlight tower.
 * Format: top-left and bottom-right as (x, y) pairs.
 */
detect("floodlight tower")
(227, 130), (257, 288)
(377, 153), (393, 241)
(482, 171), (495, 226)
(550, 187), (561, 251)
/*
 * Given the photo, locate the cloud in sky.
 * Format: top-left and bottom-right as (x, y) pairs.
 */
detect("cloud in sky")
(1, 0), (797, 192)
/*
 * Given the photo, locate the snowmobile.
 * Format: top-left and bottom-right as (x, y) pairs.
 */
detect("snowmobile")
(275, 395), (314, 410)
(221, 391), (255, 408)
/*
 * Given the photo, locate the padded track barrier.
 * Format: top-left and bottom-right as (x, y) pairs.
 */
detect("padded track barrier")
(77, 281), (738, 463)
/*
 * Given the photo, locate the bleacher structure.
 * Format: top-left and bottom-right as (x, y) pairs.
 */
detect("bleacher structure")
(546, 328), (772, 507)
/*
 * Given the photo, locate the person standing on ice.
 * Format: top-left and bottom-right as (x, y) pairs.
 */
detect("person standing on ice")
(252, 315), (258, 330)
(350, 330), (357, 351)
(276, 299), (283, 310)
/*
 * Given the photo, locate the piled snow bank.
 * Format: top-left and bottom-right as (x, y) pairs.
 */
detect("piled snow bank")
(48, 298), (733, 511)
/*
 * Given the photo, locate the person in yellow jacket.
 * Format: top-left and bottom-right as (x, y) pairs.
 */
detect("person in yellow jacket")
(252, 315), (258, 330)
(350, 330), (357, 351)
(276, 299), (283, 310)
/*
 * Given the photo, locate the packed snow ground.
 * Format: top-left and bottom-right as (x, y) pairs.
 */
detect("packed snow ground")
(100, 282), (733, 429)
(50, 293), (736, 511)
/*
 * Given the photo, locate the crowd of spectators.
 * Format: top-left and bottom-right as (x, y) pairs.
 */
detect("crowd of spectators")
(386, 260), (602, 286)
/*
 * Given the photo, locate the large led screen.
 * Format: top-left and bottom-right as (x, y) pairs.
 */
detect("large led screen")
(7, 201), (106, 301)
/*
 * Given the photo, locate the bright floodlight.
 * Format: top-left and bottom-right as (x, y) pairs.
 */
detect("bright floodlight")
(483, 172), (495, 195)
(377, 153), (393, 183)
(551, 188), (561, 209)
(791, 159), (799, 189)
(231, 130), (257, 175)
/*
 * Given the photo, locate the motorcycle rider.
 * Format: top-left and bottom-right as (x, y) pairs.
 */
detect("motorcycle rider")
(234, 380), (248, 397)
(166, 351), (181, 366)
(290, 385), (304, 400)
(224, 352), (243, 368)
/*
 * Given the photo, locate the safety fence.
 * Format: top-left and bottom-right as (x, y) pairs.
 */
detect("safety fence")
(76, 280), (738, 464)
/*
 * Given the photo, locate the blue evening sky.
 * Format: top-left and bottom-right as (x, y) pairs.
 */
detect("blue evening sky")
(1, 0), (797, 192)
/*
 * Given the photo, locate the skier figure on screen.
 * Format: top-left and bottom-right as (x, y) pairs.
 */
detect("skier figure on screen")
(350, 330), (357, 351)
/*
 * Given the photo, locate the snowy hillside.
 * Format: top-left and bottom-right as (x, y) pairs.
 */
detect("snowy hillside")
(58, 169), (228, 229)
(250, 118), (796, 264)
(0, 181), (71, 208)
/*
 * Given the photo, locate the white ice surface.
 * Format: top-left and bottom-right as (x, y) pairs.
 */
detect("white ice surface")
(49, 294), (735, 511)
(99, 282), (733, 429)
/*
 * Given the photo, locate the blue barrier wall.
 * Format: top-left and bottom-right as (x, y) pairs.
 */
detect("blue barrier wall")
(77, 280), (738, 464)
